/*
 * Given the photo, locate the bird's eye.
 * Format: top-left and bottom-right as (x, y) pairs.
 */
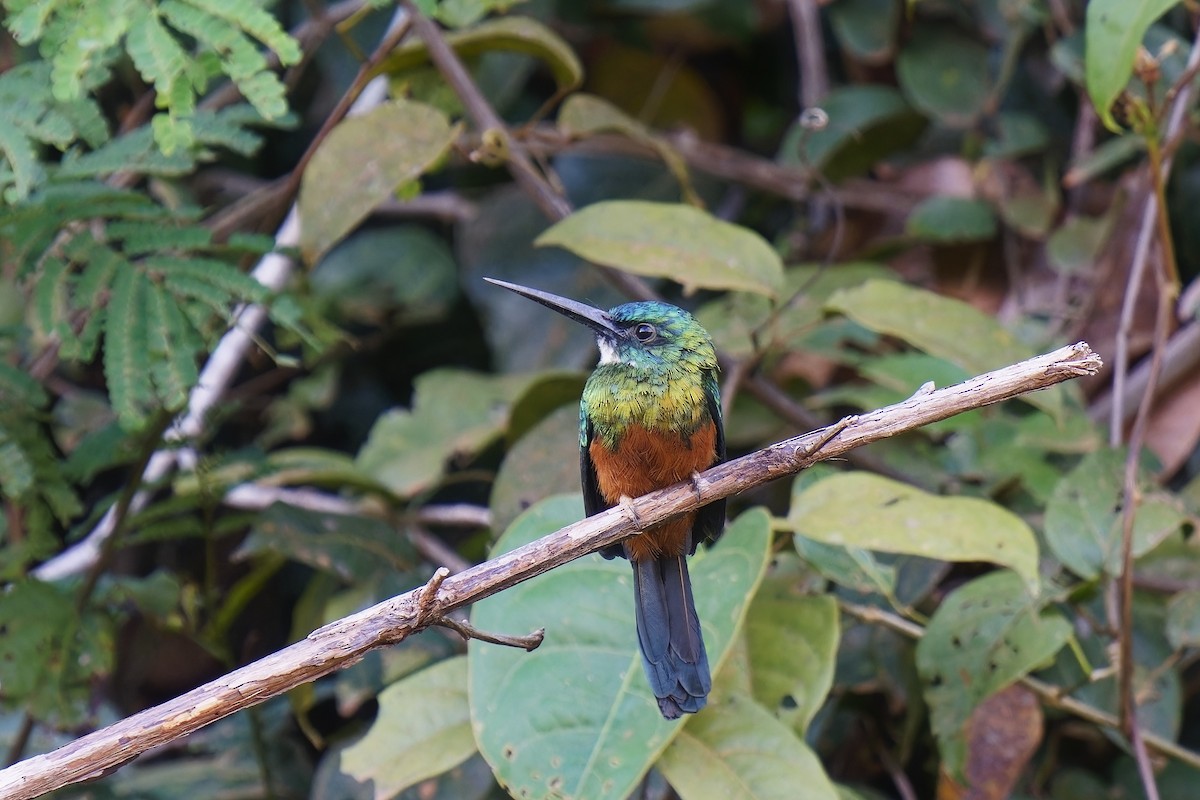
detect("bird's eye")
(632, 323), (657, 343)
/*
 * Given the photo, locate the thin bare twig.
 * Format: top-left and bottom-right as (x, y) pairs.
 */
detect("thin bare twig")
(1109, 23), (1200, 444)
(439, 617), (545, 651)
(787, 0), (829, 107)
(838, 598), (1200, 774)
(0, 343), (1101, 799)
(403, 1), (571, 222)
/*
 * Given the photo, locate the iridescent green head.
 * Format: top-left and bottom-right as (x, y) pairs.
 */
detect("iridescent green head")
(484, 279), (717, 374)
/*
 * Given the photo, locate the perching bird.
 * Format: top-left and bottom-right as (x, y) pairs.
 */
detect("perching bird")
(486, 278), (726, 719)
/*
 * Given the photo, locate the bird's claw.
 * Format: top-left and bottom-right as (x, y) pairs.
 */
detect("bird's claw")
(619, 494), (645, 531)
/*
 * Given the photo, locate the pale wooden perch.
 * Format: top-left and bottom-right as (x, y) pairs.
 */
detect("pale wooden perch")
(0, 342), (1102, 800)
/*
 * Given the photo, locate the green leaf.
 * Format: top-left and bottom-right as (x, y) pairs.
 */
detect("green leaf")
(48, 0), (128, 102)
(916, 571), (1071, 775)
(235, 503), (409, 582)
(559, 93), (699, 205)
(182, 0), (301, 65)
(824, 279), (1063, 418)
(905, 196), (997, 243)
(1047, 214), (1113, 275)
(896, 26), (991, 127)
(32, 256), (72, 346)
(793, 534), (897, 599)
(787, 472), (1040, 590)
(339, 656), (475, 797)
(695, 262), (892, 360)
(0, 425), (35, 497)
(310, 225), (459, 325)
(827, 0), (898, 62)
(126, 4), (190, 98)
(145, 284), (201, 413)
(470, 498), (771, 800)
(490, 402), (584, 535)
(743, 573), (838, 735)
(0, 116), (46, 202)
(298, 100), (457, 264)
(657, 693), (838, 800)
(104, 266), (155, 431)
(374, 16), (583, 96)
(537, 201), (785, 298)
(1166, 590), (1200, 649)
(779, 85), (924, 181)
(983, 112), (1051, 159)
(1044, 447), (1188, 580)
(1085, 0), (1180, 131)
(357, 369), (536, 497)
(0, 579), (114, 726)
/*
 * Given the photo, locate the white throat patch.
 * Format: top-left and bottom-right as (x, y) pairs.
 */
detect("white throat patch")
(597, 337), (621, 365)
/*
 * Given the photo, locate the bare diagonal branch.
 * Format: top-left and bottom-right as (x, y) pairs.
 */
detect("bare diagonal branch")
(0, 342), (1101, 800)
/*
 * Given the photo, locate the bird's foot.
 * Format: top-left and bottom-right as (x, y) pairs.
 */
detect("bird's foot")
(689, 471), (706, 503)
(619, 494), (645, 531)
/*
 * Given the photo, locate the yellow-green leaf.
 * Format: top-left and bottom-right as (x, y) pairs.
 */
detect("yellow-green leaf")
(298, 100), (457, 264)
(825, 279), (1064, 418)
(1085, 0), (1179, 131)
(559, 93), (699, 205)
(340, 656), (475, 797)
(537, 201), (784, 298)
(787, 472), (1040, 590)
(658, 693), (838, 800)
(373, 16), (582, 95)
(470, 500), (772, 800)
(743, 570), (838, 735)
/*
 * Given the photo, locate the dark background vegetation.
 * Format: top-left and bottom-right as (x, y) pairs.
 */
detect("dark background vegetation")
(1, 0), (1199, 798)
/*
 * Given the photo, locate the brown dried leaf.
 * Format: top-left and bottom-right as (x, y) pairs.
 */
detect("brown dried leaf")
(937, 684), (1043, 800)
(1144, 368), (1200, 479)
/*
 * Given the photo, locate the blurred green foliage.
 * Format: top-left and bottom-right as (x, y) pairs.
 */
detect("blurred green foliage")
(3, 1), (1200, 799)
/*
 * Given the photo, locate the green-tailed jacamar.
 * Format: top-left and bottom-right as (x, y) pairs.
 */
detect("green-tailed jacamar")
(487, 278), (726, 718)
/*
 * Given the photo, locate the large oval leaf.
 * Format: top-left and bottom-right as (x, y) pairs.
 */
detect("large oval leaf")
(787, 472), (1040, 591)
(824, 279), (1064, 418)
(656, 693), (838, 800)
(339, 656), (475, 798)
(536, 201), (784, 298)
(916, 571), (1071, 775)
(743, 566), (838, 735)
(356, 369), (538, 498)
(299, 100), (457, 264)
(896, 26), (991, 127)
(469, 498), (771, 800)
(1085, 0), (1179, 131)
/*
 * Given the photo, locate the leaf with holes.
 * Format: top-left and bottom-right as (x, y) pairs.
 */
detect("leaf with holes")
(786, 472), (1040, 591)
(916, 571), (1070, 776)
(742, 565), (838, 734)
(657, 693), (838, 800)
(469, 498), (771, 800)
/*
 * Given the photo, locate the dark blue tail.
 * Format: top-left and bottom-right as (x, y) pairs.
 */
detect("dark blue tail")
(632, 555), (711, 719)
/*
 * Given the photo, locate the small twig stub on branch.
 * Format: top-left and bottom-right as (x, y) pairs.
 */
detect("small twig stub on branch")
(0, 342), (1104, 800)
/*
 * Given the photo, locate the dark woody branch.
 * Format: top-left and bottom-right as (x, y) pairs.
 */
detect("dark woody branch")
(0, 342), (1100, 800)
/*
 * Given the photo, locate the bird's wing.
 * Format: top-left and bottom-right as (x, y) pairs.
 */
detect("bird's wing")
(581, 409), (624, 560)
(691, 369), (727, 552)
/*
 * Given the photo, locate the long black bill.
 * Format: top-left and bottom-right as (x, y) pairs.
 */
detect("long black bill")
(485, 278), (623, 338)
